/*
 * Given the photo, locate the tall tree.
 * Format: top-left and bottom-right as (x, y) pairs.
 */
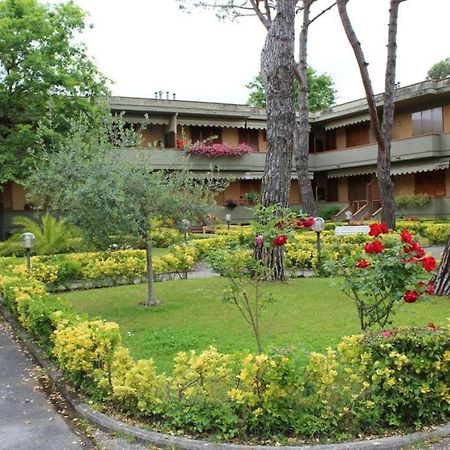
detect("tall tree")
(337, 0), (406, 229)
(0, 0), (108, 187)
(427, 57), (450, 80)
(25, 115), (222, 306)
(246, 69), (336, 112)
(178, 0), (335, 275)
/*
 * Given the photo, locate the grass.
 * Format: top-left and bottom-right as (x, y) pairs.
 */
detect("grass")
(58, 277), (450, 373)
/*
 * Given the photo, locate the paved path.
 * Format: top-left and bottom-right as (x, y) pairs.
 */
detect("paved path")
(0, 318), (91, 450)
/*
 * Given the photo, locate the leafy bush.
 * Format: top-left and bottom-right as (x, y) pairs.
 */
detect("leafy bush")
(395, 194), (431, 208)
(318, 204), (341, 220)
(340, 224), (435, 330)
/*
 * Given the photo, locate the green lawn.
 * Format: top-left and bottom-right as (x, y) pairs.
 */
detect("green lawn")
(58, 277), (450, 373)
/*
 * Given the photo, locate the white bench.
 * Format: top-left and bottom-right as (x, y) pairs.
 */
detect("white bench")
(335, 225), (370, 236)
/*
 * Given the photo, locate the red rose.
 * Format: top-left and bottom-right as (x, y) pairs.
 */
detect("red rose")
(426, 283), (435, 295)
(427, 322), (437, 330)
(273, 235), (288, 247)
(400, 229), (413, 244)
(369, 223), (389, 237)
(403, 290), (420, 303)
(421, 256), (436, 272)
(412, 241), (425, 258)
(302, 217), (315, 228)
(364, 240), (384, 254)
(276, 220), (285, 229)
(356, 259), (370, 269)
(381, 330), (392, 338)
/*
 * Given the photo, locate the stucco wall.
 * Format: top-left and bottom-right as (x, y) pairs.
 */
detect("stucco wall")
(443, 105), (450, 133)
(258, 130), (267, 152)
(222, 128), (239, 147)
(336, 129), (346, 149)
(141, 125), (165, 147)
(393, 174), (415, 197)
(289, 181), (300, 204)
(337, 178), (348, 202)
(6, 183), (27, 211)
(392, 112), (412, 139)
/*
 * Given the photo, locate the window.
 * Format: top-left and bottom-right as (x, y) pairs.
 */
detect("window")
(325, 130), (337, 150)
(412, 107), (443, 136)
(346, 122), (370, 147)
(239, 128), (259, 151)
(326, 178), (339, 202)
(190, 126), (222, 144)
(415, 170), (446, 197)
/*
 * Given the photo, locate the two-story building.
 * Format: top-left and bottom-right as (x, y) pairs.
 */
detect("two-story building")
(2, 78), (450, 237)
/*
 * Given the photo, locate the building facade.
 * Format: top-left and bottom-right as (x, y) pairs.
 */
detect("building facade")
(2, 79), (450, 237)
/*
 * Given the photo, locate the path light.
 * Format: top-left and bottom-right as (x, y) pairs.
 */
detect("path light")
(311, 217), (325, 274)
(181, 219), (191, 244)
(344, 210), (353, 225)
(21, 232), (35, 271)
(225, 213), (231, 231)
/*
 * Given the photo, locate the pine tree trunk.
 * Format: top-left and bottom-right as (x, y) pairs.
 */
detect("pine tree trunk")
(294, 0), (316, 217)
(432, 235), (450, 295)
(258, 0), (295, 281)
(260, 0), (295, 209)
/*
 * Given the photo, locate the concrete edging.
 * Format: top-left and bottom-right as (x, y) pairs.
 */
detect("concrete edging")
(1, 303), (449, 450)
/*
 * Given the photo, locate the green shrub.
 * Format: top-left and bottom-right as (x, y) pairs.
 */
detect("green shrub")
(359, 327), (450, 429)
(395, 194), (431, 208)
(318, 205), (341, 221)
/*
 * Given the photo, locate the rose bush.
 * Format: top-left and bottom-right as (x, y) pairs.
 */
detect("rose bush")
(341, 223), (436, 330)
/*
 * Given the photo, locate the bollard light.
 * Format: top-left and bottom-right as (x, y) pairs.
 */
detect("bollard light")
(311, 217), (325, 274)
(225, 213), (231, 231)
(21, 232), (35, 271)
(344, 210), (353, 225)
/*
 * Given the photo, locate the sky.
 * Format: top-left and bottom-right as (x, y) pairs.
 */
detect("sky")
(63, 0), (450, 105)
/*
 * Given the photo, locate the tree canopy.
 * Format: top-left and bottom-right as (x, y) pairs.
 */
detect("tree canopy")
(246, 68), (336, 112)
(25, 114), (226, 304)
(0, 0), (108, 186)
(427, 57), (450, 81)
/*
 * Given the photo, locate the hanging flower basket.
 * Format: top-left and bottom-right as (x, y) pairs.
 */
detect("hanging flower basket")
(187, 143), (252, 158)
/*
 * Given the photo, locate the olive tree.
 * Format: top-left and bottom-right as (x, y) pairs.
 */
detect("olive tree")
(25, 115), (223, 306)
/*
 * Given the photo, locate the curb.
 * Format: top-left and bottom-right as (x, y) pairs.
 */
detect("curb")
(1, 304), (449, 450)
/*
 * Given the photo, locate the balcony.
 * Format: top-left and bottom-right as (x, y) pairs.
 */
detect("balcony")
(310, 134), (446, 172)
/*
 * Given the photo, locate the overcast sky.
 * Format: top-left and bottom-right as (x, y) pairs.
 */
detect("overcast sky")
(65, 0), (449, 105)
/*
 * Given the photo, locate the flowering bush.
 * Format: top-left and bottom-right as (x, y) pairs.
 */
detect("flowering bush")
(1, 264), (449, 442)
(341, 223), (436, 330)
(187, 143), (252, 158)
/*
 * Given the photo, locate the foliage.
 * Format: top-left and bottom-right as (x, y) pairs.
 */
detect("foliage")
(0, 0), (108, 186)
(53, 319), (123, 397)
(1, 265), (449, 442)
(318, 204), (341, 221)
(340, 224), (436, 330)
(395, 194), (431, 208)
(244, 191), (260, 205)
(0, 213), (82, 256)
(427, 57), (450, 80)
(24, 114), (226, 305)
(187, 142), (252, 158)
(246, 71), (336, 112)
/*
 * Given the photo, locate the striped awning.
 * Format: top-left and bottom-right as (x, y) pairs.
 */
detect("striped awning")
(177, 118), (265, 129)
(324, 114), (370, 131)
(327, 159), (450, 179)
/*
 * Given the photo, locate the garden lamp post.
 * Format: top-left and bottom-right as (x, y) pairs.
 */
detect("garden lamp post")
(181, 219), (191, 245)
(181, 219), (191, 279)
(344, 210), (353, 225)
(225, 213), (231, 231)
(21, 232), (35, 271)
(311, 217), (325, 273)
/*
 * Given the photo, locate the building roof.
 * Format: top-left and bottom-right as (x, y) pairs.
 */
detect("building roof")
(109, 78), (450, 129)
